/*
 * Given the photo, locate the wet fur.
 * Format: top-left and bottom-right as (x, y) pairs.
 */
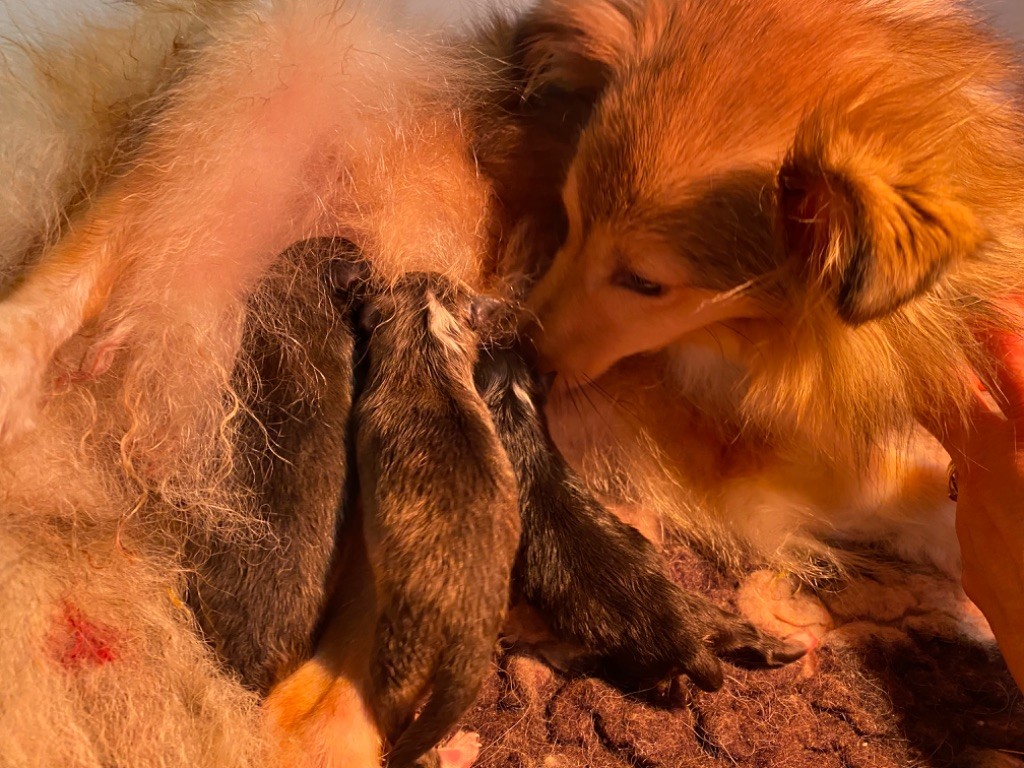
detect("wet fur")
(475, 338), (805, 693)
(355, 273), (520, 768)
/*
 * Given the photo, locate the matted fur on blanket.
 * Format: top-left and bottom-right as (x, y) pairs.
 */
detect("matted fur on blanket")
(469, 549), (1024, 768)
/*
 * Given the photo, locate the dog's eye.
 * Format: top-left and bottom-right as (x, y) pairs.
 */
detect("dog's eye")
(612, 269), (666, 297)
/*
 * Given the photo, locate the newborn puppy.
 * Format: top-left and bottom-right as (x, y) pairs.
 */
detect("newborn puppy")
(474, 332), (806, 692)
(187, 237), (368, 694)
(355, 273), (520, 768)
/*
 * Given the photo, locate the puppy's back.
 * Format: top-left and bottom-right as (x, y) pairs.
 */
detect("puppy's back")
(355, 273), (519, 768)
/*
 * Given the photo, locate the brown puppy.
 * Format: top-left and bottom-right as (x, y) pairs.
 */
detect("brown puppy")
(475, 333), (806, 691)
(355, 273), (520, 768)
(186, 237), (366, 694)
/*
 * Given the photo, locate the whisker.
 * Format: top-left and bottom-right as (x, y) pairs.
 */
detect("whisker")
(564, 375), (585, 422)
(581, 373), (646, 426)
(576, 377), (617, 433)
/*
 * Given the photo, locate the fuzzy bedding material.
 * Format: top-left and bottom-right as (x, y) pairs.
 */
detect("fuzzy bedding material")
(464, 545), (1024, 768)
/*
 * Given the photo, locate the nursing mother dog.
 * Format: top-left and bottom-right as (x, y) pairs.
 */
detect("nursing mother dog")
(0, 0), (1021, 650)
(0, 0), (1021, 749)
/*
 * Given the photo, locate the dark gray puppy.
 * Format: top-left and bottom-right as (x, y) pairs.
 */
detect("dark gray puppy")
(354, 273), (521, 768)
(186, 237), (366, 695)
(474, 334), (807, 692)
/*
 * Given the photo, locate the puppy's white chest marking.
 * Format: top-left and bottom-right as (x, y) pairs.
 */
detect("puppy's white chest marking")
(426, 290), (467, 357)
(511, 383), (536, 416)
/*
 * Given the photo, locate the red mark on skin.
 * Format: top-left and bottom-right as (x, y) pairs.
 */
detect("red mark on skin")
(50, 603), (119, 670)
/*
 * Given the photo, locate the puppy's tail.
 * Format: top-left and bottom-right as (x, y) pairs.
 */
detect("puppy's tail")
(384, 645), (491, 768)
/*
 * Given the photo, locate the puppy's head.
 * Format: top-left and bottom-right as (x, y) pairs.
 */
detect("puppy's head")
(360, 273), (510, 374)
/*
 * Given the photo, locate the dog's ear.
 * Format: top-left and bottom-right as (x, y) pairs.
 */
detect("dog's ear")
(778, 93), (987, 325)
(515, 0), (636, 96)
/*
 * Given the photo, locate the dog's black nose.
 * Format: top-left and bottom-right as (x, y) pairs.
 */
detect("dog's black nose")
(469, 295), (504, 331)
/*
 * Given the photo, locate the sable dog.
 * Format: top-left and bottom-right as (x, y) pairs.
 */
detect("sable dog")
(475, 333), (806, 692)
(513, 0), (1024, 576)
(2, 0), (1018, 582)
(354, 273), (520, 768)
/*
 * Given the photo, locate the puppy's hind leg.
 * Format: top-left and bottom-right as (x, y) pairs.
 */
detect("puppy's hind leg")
(265, 515), (383, 768)
(380, 636), (490, 768)
(372, 614), (433, 749)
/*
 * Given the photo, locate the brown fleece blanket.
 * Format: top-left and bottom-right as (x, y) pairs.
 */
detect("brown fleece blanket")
(464, 545), (1024, 768)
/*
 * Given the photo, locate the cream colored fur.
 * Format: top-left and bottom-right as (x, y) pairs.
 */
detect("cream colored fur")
(0, 2), (503, 765)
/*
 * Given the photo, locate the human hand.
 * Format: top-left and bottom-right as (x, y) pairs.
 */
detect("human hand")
(925, 328), (1024, 691)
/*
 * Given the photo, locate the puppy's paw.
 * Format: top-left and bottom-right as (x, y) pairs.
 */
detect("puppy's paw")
(433, 731), (481, 768)
(667, 594), (807, 692)
(602, 589), (808, 693)
(698, 600), (810, 671)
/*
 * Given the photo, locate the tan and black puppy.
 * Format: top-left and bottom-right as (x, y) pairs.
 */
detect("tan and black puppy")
(355, 273), (520, 768)
(475, 334), (805, 692)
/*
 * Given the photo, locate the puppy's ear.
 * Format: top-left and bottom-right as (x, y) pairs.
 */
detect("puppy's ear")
(468, 295), (504, 333)
(778, 94), (987, 325)
(515, 0), (636, 96)
(326, 256), (369, 295)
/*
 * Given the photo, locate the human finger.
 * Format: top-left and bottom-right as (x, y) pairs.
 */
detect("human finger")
(917, 372), (993, 464)
(977, 325), (1024, 424)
